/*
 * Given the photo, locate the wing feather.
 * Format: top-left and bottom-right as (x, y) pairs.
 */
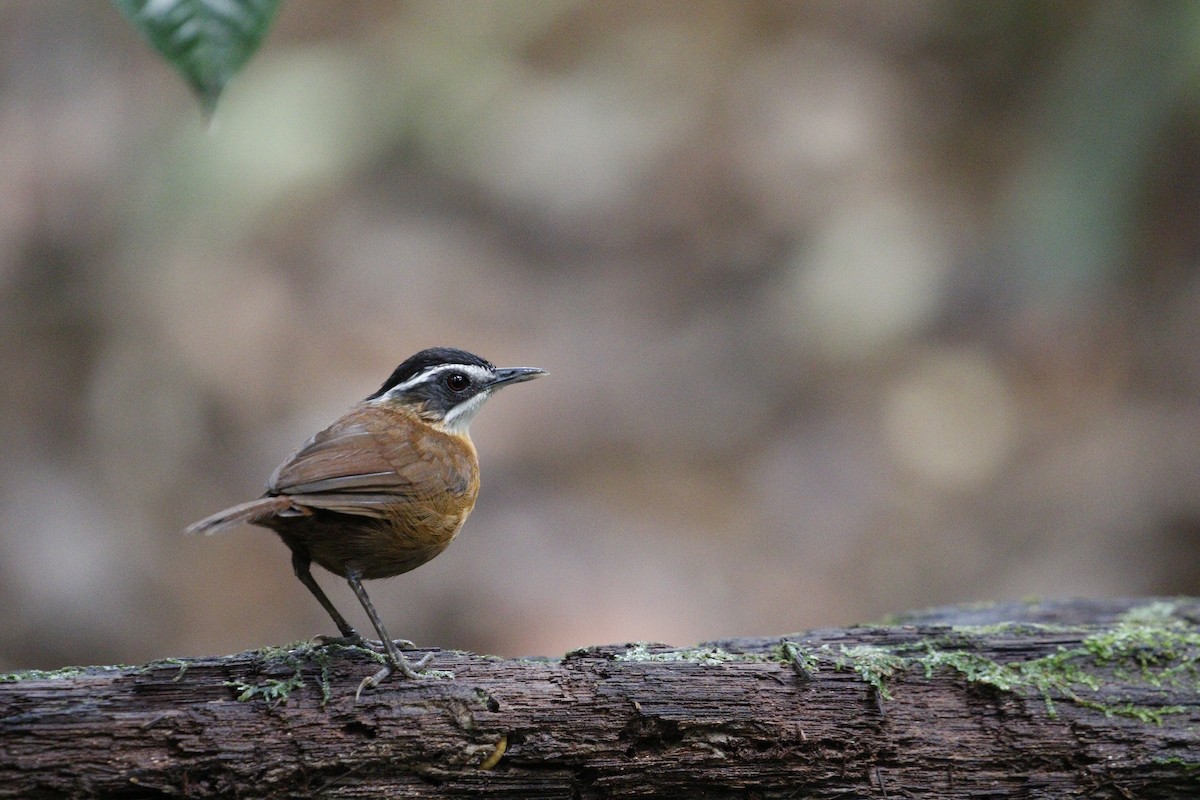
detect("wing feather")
(265, 408), (474, 519)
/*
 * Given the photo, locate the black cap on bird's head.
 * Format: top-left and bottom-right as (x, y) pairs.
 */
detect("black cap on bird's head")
(369, 348), (494, 397)
(367, 347), (545, 431)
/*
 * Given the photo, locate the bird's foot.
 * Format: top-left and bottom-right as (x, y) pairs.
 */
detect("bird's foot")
(312, 633), (378, 651)
(313, 632), (418, 651)
(354, 650), (435, 701)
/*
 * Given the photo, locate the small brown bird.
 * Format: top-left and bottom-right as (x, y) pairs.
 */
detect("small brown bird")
(187, 347), (545, 697)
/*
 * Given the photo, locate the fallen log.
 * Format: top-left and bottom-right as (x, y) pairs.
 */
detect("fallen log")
(2, 597), (1198, 798)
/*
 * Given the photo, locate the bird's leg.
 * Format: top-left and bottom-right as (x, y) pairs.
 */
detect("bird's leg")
(290, 549), (369, 647)
(346, 569), (433, 699)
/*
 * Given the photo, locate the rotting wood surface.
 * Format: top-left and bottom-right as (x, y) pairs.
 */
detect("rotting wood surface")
(2, 597), (1199, 798)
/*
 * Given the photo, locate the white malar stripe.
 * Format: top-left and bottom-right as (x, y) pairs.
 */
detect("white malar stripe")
(441, 390), (491, 433)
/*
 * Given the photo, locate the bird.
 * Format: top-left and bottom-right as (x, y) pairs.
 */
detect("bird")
(186, 347), (546, 698)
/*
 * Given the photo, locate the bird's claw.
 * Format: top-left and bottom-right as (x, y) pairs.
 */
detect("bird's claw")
(312, 633), (377, 651)
(354, 651), (436, 702)
(355, 663), (393, 702)
(313, 633), (420, 654)
(314, 634), (419, 653)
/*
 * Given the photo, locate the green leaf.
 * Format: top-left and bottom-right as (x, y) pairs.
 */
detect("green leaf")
(113, 0), (282, 114)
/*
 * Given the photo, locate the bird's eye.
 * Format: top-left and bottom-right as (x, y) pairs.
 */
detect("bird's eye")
(445, 372), (470, 392)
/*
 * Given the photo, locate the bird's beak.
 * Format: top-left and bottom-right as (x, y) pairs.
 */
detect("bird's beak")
(489, 367), (547, 389)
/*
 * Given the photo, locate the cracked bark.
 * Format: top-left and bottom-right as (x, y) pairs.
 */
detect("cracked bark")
(2, 597), (1199, 799)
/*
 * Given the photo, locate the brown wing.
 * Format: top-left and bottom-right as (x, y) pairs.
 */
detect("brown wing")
(266, 407), (476, 519)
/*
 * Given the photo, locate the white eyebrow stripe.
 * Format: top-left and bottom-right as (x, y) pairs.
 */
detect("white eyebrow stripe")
(380, 363), (493, 397)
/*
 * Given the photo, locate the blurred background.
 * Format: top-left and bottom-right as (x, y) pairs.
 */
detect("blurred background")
(2, 1), (1200, 672)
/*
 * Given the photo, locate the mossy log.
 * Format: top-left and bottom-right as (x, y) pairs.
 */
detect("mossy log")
(2, 597), (1199, 798)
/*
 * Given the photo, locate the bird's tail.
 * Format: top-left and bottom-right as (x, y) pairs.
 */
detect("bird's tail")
(184, 496), (293, 535)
